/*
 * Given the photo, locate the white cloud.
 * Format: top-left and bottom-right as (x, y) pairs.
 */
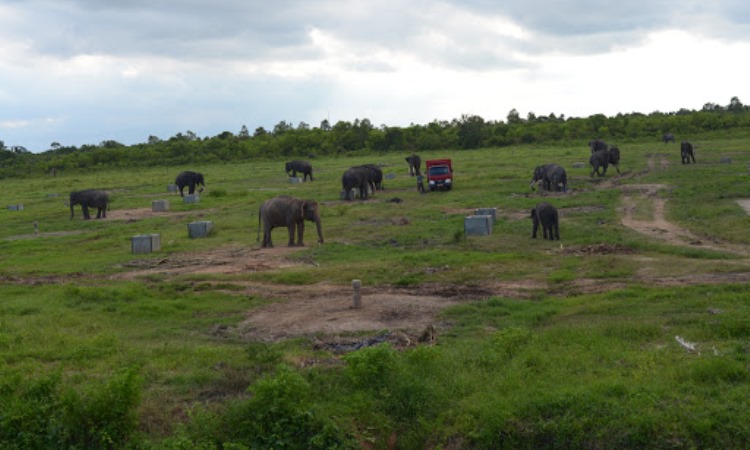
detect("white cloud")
(1, 1), (749, 151)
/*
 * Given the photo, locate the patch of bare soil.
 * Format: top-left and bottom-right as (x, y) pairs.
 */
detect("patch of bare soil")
(106, 208), (192, 222)
(619, 184), (750, 256)
(4, 230), (86, 241)
(562, 243), (636, 255)
(736, 199), (750, 215)
(237, 290), (460, 342)
(116, 246), (304, 278)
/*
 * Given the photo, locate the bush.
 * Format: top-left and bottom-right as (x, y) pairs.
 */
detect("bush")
(0, 368), (142, 449)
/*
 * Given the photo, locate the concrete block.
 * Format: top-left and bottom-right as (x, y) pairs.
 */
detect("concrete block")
(7, 204), (24, 211)
(385, 173), (396, 179)
(183, 194), (200, 204)
(167, 184), (178, 192)
(152, 200), (170, 212)
(288, 177), (302, 184)
(474, 208), (497, 224)
(464, 215), (493, 236)
(720, 157), (732, 164)
(131, 234), (161, 254)
(188, 220), (213, 238)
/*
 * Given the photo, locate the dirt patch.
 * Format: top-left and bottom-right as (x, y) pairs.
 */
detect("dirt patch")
(237, 290), (460, 342)
(4, 230), (87, 241)
(563, 243), (636, 255)
(116, 246), (303, 278)
(107, 208), (193, 222)
(620, 184), (750, 256)
(736, 200), (750, 215)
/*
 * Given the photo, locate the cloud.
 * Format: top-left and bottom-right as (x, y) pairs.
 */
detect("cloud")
(1, 0), (749, 151)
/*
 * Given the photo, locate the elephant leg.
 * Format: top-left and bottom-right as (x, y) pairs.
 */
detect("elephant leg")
(82, 204), (91, 220)
(532, 219), (539, 238)
(297, 221), (305, 246)
(287, 224), (296, 247)
(262, 223), (273, 248)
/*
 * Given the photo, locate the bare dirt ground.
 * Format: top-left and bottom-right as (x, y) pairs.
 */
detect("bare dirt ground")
(619, 156), (750, 257)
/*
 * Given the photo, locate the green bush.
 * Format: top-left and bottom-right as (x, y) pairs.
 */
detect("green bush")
(219, 365), (356, 449)
(342, 344), (397, 388)
(0, 368), (142, 449)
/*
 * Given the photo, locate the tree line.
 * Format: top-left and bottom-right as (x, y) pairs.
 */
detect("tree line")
(1, 97), (749, 178)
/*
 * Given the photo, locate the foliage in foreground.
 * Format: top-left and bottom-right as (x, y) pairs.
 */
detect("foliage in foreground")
(5, 284), (746, 448)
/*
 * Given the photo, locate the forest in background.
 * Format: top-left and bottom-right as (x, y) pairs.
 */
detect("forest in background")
(1, 96), (749, 178)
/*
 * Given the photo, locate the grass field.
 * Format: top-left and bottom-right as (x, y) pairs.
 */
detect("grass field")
(1, 136), (750, 448)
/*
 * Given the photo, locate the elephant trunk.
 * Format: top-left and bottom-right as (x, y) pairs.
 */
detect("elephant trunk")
(314, 215), (323, 244)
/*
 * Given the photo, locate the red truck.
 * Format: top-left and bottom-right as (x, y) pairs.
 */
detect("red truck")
(425, 159), (453, 191)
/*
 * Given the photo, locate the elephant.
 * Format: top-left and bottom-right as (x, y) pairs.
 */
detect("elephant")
(405, 154), (421, 176)
(175, 171), (205, 197)
(285, 160), (314, 181)
(590, 149), (611, 177)
(531, 202), (559, 240)
(608, 146), (621, 174)
(69, 189), (109, 220)
(530, 164), (567, 192)
(360, 164), (384, 191)
(257, 195), (323, 248)
(342, 166), (371, 200)
(663, 133), (676, 144)
(588, 139), (608, 153)
(681, 141), (696, 164)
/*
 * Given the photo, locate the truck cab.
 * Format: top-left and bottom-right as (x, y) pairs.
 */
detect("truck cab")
(425, 159), (453, 191)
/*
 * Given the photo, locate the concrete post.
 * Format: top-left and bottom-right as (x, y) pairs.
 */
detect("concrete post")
(183, 194), (200, 204)
(152, 200), (170, 212)
(132, 234), (161, 254)
(474, 208), (497, 224)
(464, 215), (493, 236)
(188, 221), (213, 238)
(352, 279), (362, 308)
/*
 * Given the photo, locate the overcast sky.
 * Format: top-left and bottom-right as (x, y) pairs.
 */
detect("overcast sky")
(2, 1), (749, 152)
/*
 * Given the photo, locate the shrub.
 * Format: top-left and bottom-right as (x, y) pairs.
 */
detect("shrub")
(343, 344), (397, 388)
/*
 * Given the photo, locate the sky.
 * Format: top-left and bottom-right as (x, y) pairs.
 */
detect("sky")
(1, 1), (749, 153)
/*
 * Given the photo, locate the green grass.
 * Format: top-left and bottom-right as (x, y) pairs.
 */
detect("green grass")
(2, 134), (750, 447)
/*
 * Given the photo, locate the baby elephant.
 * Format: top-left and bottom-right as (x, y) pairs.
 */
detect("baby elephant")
(681, 141), (696, 164)
(531, 202), (560, 240)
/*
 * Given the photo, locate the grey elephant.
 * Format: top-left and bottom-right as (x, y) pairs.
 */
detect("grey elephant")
(531, 202), (559, 240)
(681, 141), (696, 164)
(175, 171), (205, 197)
(342, 166), (371, 200)
(663, 133), (675, 144)
(257, 195), (323, 248)
(70, 189), (109, 220)
(590, 148), (620, 177)
(285, 160), (314, 181)
(608, 146), (621, 174)
(530, 164), (567, 192)
(360, 164), (384, 191)
(405, 154), (421, 176)
(588, 139), (608, 153)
